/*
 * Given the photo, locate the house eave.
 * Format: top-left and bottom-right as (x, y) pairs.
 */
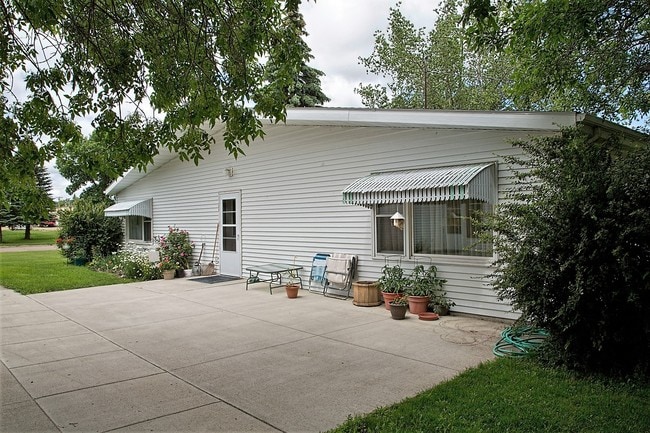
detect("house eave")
(105, 148), (178, 196)
(277, 108), (585, 131)
(106, 109), (647, 196)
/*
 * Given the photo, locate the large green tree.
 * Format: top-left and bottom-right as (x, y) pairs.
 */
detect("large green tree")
(356, 0), (513, 110)
(56, 127), (156, 200)
(462, 0), (649, 127)
(1, 0), (307, 208)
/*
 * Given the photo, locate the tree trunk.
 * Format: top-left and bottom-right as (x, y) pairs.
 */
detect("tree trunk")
(24, 224), (31, 240)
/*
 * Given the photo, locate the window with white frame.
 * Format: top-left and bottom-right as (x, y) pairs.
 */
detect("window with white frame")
(412, 199), (492, 256)
(375, 204), (405, 255)
(373, 199), (492, 257)
(344, 163), (497, 259)
(374, 200), (492, 257)
(127, 215), (152, 242)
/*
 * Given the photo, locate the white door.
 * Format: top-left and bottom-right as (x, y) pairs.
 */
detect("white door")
(219, 192), (241, 276)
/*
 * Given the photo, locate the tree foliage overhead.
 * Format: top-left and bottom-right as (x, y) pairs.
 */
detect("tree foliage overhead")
(1, 0), (306, 174)
(356, 0), (513, 110)
(462, 0), (650, 127)
(485, 128), (650, 377)
(56, 127), (158, 199)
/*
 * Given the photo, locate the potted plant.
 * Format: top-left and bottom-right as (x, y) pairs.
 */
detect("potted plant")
(378, 265), (407, 310)
(158, 258), (177, 280)
(72, 248), (88, 266)
(388, 294), (408, 320)
(285, 269), (300, 298)
(426, 268), (453, 315)
(405, 264), (445, 314)
(157, 226), (194, 277)
(430, 293), (455, 315)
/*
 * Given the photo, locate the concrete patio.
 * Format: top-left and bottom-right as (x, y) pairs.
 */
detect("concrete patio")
(1, 276), (506, 432)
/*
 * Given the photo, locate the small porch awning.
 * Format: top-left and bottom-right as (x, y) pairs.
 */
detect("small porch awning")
(104, 199), (152, 218)
(342, 163), (496, 206)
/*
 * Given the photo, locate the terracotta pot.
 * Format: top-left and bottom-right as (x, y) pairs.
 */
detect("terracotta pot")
(382, 292), (400, 310)
(285, 284), (300, 298)
(389, 303), (407, 320)
(162, 270), (175, 280)
(408, 295), (430, 314)
(418, 312), (439, 321)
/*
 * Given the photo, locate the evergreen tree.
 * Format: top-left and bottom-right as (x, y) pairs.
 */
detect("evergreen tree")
(266, 2), (329, 107)
(4, 165), (55, 240)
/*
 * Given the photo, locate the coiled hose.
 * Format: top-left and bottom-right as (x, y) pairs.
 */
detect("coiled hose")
(493, 326), (549, 357)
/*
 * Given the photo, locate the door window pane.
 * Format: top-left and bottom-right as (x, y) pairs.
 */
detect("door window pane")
(222, 199), (236, 224)
(222, 199), (237, 252)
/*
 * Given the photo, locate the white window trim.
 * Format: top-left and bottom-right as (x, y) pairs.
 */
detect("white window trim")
(372, 202), (495, 263)
(126, 215), (153, 244)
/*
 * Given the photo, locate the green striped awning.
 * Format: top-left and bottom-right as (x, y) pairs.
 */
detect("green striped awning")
(342, 163), (496, 206)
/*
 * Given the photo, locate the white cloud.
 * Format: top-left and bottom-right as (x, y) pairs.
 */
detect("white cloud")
(301, 0), (439, 107)
(45, 160), (72, 201)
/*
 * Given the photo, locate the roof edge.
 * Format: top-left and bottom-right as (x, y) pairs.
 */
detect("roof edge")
(278, 108), (584, 131)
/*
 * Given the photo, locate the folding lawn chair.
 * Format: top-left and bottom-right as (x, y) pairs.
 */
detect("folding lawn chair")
(308, 253), (330, 293)
(323, 253), (357, 299)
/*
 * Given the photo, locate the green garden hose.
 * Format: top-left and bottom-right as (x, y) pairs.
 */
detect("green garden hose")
(493, 326), (549, 357)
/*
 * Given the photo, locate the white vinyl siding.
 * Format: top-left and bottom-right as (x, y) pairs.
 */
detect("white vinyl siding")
(112, 122), (552, 320)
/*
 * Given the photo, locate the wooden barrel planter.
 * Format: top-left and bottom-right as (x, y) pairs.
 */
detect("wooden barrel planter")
(353, 281), (381, 306)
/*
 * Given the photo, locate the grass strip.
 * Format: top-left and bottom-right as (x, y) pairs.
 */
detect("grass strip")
(0, 228), (59, 246)
(330, 357), (649, 433)
(0, 250), (133, 294)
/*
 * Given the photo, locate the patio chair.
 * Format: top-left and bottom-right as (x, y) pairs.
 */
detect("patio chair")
(323, 253), (357, 299)
(308, 253), (331, 293)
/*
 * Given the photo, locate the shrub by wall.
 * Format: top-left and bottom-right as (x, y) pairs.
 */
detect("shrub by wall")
(487, 128), (650, 377)
(57, 199), (123, 262)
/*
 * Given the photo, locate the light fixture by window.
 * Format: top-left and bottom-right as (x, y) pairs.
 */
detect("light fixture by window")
(390, 207), (405, 230)
(225, 167), (234, 177)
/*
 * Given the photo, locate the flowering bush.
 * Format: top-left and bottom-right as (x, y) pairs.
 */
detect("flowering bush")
(89, 249), (161, 281)
(157, 226), (194, 270)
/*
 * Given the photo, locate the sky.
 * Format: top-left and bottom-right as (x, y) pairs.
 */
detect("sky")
(47, 1), (440, 199)
(300, 0), (438, 107)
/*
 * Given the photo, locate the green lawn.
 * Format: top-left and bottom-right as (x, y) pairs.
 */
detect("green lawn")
(329, 357), (649, 433)
(0, 227), (59, 245)
(0, 250), (133, 294)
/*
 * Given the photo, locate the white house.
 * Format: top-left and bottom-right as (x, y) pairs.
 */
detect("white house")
(104, 108), (645, 320)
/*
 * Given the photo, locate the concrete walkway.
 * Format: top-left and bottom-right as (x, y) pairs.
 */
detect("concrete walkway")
(1, 277), (505, 432)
